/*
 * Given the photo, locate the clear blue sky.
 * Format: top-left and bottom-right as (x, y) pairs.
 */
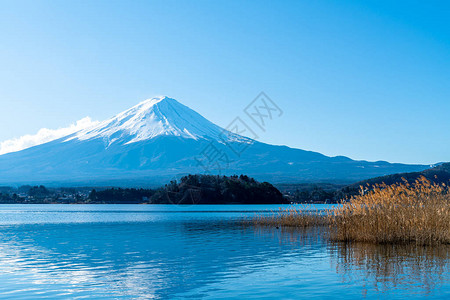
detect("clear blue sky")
(0, 0), (449, 164)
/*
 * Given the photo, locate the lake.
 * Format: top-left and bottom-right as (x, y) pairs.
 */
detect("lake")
(0, 204), (448, 299)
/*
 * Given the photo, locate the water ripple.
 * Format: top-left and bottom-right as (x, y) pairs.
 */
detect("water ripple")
(0, 204), (447, 299)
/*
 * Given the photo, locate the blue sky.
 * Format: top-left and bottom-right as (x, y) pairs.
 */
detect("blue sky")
(0, 0), (449, 164)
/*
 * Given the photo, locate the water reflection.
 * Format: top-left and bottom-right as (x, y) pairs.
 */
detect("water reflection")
(0, 221), (308, 299)
(329, 241), (450, 297)
(0, 206), (448, 299)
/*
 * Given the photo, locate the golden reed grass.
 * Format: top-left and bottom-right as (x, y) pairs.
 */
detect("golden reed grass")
(330, 176), (450, 245)
(253, 177), (450, 245)
(251, 206), (328, 228)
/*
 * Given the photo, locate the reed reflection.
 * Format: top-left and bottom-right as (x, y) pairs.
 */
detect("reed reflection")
(329, 241), (450, 296)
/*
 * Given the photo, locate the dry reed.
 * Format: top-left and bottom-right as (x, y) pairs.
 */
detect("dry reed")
(253, 177), (450, 245)
(329, 177), (450, 245)
(251, 206), (329, 228)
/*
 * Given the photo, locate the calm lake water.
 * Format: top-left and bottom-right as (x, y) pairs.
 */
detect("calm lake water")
(0, 204), (448, 299)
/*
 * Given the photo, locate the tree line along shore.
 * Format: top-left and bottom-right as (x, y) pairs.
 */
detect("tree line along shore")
(2, 163), (450, 205)
(1, 172), (449, 245)
(0, 175), (287, 205)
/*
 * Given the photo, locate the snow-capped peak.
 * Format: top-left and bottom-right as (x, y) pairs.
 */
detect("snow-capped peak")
(66, 96), (248, 146)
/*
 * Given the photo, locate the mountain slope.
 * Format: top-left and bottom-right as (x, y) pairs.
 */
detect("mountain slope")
(0, 96), (431, 186)
(346, 163), (450, 188)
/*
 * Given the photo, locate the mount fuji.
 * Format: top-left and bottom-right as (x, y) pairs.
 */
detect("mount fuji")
(0, 97), (429, 186)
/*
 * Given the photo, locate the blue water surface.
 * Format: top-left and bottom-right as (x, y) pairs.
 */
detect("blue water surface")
(0, 204), (448, 299)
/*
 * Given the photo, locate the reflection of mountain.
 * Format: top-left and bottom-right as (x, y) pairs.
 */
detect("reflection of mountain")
(0, 97), (430, 186)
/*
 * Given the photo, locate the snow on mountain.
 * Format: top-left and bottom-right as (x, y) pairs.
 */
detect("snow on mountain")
(66, 96), (249, 146)
(0, 96), (431, 186)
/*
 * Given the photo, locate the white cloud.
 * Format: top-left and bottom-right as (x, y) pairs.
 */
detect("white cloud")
(0, 117), (99, 155)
